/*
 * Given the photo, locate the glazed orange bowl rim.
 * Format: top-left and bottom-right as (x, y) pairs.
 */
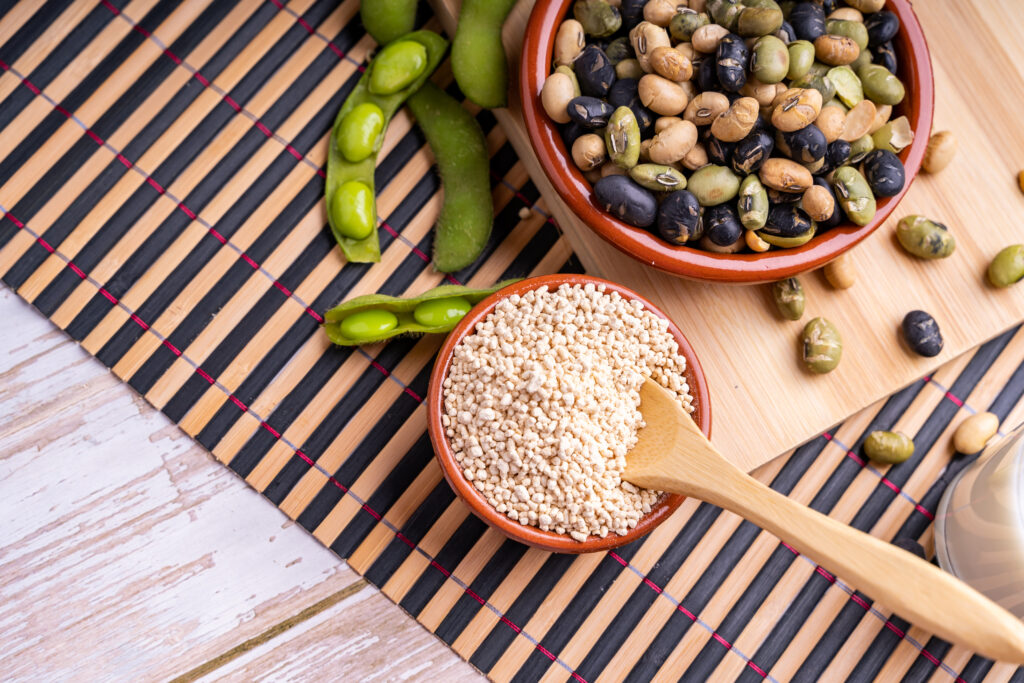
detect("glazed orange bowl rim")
(519, 0), (935, 284)
(426, 273), (712, 554)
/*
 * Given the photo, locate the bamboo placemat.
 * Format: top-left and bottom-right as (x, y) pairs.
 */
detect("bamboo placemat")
(1, 1), (1023, 681)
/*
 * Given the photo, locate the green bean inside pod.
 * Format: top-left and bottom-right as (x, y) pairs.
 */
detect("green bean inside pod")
(323, 280), (521, 346)
(325, 30), (448, 263)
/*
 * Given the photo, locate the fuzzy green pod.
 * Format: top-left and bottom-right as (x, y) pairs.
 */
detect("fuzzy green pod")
(323, 280), (521, 346)
(452, 0), (518, 108)
(360, 0), (417, 45)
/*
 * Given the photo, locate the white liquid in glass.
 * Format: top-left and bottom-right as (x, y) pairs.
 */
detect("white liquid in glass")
(935, 424), (1024, 618)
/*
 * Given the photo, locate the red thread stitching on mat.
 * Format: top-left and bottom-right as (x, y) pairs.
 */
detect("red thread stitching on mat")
(0, 209), (593, 683)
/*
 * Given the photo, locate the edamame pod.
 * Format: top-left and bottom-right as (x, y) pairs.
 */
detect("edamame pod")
(360, 0), (418, 45)
(323, 280), (521, 345)
(326, 30), (448, 263)
(407, 82), (494, 273)
(451, 0), (517, 108)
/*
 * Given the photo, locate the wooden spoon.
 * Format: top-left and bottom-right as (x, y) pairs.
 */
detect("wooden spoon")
(625, 379), (1024, 664)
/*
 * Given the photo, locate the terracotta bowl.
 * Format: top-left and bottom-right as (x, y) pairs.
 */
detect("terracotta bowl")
(520, 0), (934, 284)
(426, 274), (711, 553)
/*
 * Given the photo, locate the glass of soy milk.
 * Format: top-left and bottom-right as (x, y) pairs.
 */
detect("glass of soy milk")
(935, 422), (1024, 618)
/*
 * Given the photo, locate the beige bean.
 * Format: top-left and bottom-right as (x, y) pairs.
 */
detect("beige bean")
(644, 0), (688, 27)
(679, 80), (698, 100)
(638, 138), (653, 163)
(572, 134), (606, 171)
(681, 141), (709, 170)
(815, 105), (846, 143)
(802, 157), (825, 174)
(846, 0), (885, 11)
(823, 253), (855, 289)
(868, 103), (892, 134)
(649, 119), (698, 164)
(691, 24), (730, 53)
(554, 20), (586, 66)
(684, 91), (730, 126)
(540, 72), (575, 123)
(710, 97), (759, 142)
(630, 22), (672, 72)
(839, 99), (877, 141)
(923, 130), (958, 174)
(814, 34), (860, 66)
(828, 8), (863, 21)
(759, 158), (813, 192)
(675, 42), (698, 62)
(649, 46), (693, 81)
(953, 412), (1000, 454)
(655, 116), (683, 134)
(740, 77), (780, 107)
(802, 185), (835, 222)
(601, 162), (627, 177)
(771, 87), (822, 132)
(639, 74), (689, 115)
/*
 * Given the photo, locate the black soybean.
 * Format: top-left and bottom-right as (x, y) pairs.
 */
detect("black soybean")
(871, 41), (898, 73)
(789, 3), (826, 41)
(865, 10), (900, 46)
(716, 33), (749, 92)
(567, 96), (615, 128)
(575, 45), (616, 98)
(657, 190), (703, 244)
(812, 176), (842, 230)
(779, 124), (827, 163)
(705, 134), (736, 166)
(902, 310), (943, 357)
(862, 149), (906, 197)
(818, 139), (851, 176)
(764, 203), (813, 236)
(766, 187), (801, 204)
(560, 121), (589, 148)
(607, 79), (654, 136)
(703, 203), (743, 246)
(775, 20), (796, 44)
(593, 175), (658, 228)
(696, 56), (720, 91)
(620, 0), (646, 30)
(732, 129), (774, 174)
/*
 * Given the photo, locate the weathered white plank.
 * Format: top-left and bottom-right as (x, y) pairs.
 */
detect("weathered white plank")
(0, 287), (480, 681)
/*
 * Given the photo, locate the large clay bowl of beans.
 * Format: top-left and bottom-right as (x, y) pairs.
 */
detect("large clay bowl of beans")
(427, 274), (711, 553)
(520, 0), (933, 284)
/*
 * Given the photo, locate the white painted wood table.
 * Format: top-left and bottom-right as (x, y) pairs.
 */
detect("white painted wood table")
(0, 286), (482, 681)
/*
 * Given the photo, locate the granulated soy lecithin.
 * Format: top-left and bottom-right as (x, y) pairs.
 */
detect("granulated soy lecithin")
(442, 283), (694, 542)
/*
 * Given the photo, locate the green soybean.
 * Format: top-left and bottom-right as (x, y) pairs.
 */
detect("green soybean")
(801, 316), (842, 374)
(896, 215), (956, 259)
(332, 181), (375, 240)
(772, 277), (805, 321)
(988, 245), (1024, 287)
(413, 297), (472, 327)
(751, 35), (789, 84)
(832, 166), (876, 226)
(859, 64), (905, 106)
(863, 431), (914, 464)
(738, 174), (769, 230)
(340, 310), (399, 340)
(826, 19), (869, 50)
(369, 40), (428, 95)
(407, 82), (493, 273)
(326, 30), (448, 263)
(337, 103), (385, 163)
(827, 66), (863, 107)
(605, 106), (641, 169)
(452, 0), (517, 108)
(360, 0), (417, 45)
(323, 280), (520, 346)
(786, 40), (815, 80)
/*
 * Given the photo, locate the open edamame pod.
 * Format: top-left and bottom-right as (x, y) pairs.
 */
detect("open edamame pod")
(326, 30), (448, 263)
(407, 82), (493, 273)
(360, 0), (418, 45)
(451, 0), (517, 108)
(323, 280), (520, 346)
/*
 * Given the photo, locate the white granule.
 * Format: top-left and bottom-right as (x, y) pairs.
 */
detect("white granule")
(442, 283), (695, 542)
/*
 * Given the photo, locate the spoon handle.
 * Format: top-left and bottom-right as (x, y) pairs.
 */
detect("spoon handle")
(695, 465), (1024, 664)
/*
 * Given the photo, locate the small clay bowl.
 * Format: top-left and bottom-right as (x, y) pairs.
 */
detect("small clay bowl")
(426, 274), (711, 553)
(520, 0), (934, 284)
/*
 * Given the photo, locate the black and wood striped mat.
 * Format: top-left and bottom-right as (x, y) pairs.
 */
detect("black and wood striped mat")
(2, 1), (1023, 680)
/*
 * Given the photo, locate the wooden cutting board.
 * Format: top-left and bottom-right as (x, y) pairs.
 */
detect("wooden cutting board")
(432, 0), (1024, 471)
